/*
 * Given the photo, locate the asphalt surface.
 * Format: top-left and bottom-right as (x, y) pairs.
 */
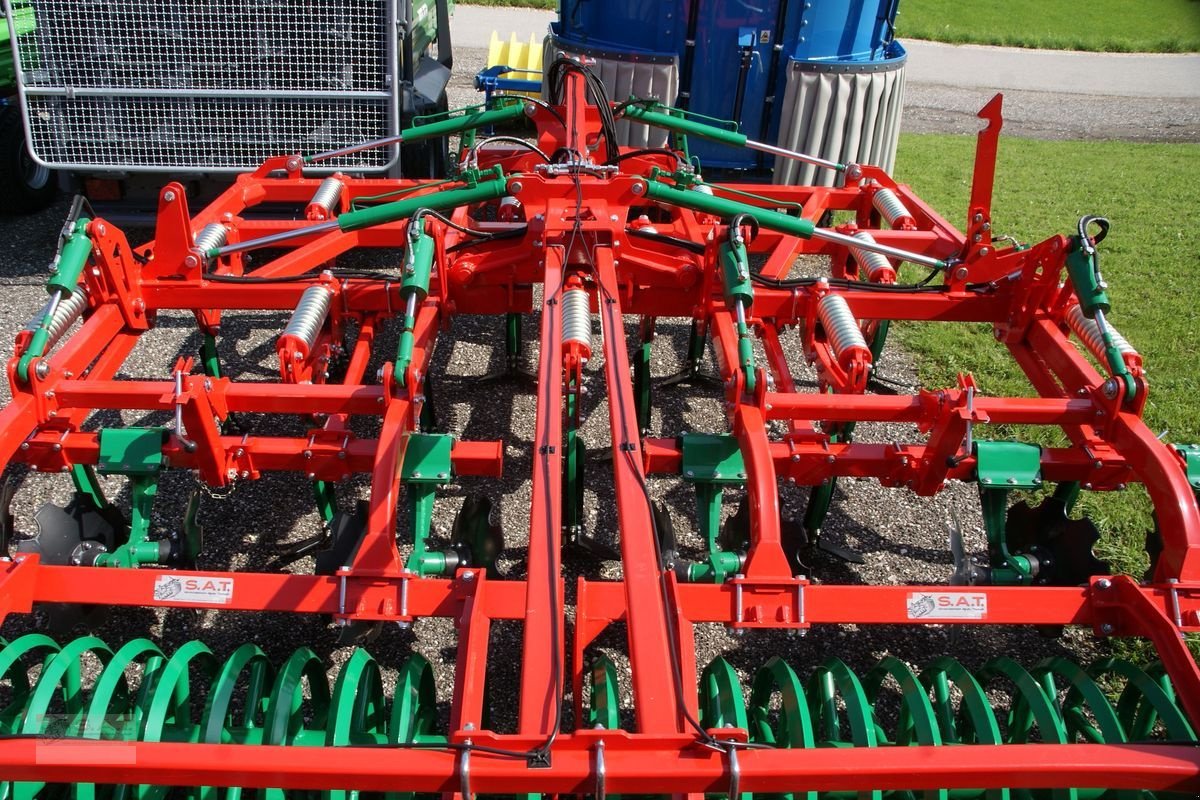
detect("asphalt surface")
(0, 3), (1191, 762)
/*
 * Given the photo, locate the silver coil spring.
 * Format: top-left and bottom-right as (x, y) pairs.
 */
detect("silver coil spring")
(24, 287), (88, 349)
(1067, 303), (1137, 362)
(872, 187), (913, 227)
(282, 286), (333, 352)
(818, 293), (869, 363)
(309, 178), (345, 217)
(193, 223), (229, 254)
(849, 232), (894, 282)
(560, 288), (593, 351)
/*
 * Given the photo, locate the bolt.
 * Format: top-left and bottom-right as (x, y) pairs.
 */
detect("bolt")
(509, 181), (523, 194)
(791, 454), (800, 462)
(163, 191), (176, 202)
(1096, 578), (1112, 590)
(973, 213), (983, 223)
(184, 254), (199, 269)
(631, 182), (646, 196)
(826, 455), (835, 464)
(610, 214), (619, 223)
(303, 450), (312, 458)
(1100, 623), (1114, 635)
(524, 103), (537, 117)
(19, 442), (29, 451)
(979, 247), (990, 256)
(1102, 378), (1119, 399)
(954, 266), (969, 281)
(685, 469), (695, 477)
(35, 361), (50, 379)
(461, 570), (476, 582)
(1006, 477), (1017, 485)
(1116, 483), (1127, 490)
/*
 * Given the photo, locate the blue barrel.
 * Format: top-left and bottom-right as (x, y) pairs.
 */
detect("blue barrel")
(549, 0), (905, 179)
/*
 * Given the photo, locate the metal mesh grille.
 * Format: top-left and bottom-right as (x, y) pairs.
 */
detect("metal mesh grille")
(10, 0), (397, 171)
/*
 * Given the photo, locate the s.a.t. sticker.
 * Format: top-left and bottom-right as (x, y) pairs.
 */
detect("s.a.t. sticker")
(906, 591), (987, 620)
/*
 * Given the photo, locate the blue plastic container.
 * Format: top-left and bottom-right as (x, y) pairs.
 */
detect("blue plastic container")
(552, 0), (902, 174)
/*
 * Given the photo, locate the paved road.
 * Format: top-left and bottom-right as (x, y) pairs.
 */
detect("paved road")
(451, 4), (1200, 142)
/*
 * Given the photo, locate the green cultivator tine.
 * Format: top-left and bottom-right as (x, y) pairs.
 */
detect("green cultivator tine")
(587, 655), (620, 732)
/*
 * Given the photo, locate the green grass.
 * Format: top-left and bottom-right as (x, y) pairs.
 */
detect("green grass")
(460, 0), (1200, 52)
(897, 0), (1200, 53)
(461, 0), (555, 9)
(892, 133), (1200, 576)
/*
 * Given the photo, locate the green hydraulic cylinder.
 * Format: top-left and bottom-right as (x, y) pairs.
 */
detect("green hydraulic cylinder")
(18, 219), (93, 382)
(645, 180), (816, 240)
(720, 236), (757, 393)
(395, 222), (436, 384)
(623, 104), (749, 149)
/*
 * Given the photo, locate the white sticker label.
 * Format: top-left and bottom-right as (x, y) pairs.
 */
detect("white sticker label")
(153, 575), (234, 605)
(906, 592), (987, 620)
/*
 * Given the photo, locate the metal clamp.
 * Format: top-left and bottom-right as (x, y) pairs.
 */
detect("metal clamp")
(594, 737), (606, 800)
(459, 739), (473, 800)
(727, 741), (741, 799)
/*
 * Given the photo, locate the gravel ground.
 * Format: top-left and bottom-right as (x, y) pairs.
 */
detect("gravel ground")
(0, 44), (1151, 747)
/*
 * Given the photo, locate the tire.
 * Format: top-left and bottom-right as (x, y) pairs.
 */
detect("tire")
(399, 90), (450, 179)
(0, 104), (57, 214)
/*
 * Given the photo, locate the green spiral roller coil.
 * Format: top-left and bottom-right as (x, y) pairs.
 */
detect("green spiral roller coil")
(0, 635), (443, 799)
(588, 652), (1196, 800)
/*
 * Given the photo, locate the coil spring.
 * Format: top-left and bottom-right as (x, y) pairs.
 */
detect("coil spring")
(1067, 303), (1137, 363)
(586, 651), (1197, 796)
(817, 293), (869, 366)
(308, 177), (345, 218)
(0, 635), (442, 796)
(561, 288), (593, 352)
(872, 187), (914, 228)
(282, 285), (333, 352)
(23, 287), (88, 349)
(848, 231), (895, 282)
(193, 223), (229, 254)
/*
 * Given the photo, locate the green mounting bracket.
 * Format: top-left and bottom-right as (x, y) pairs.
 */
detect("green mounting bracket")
(682, 434), (746, 583)
(1176, 444), (1200, 492)
(975, 441), (1043, 585)
(95, 428), (166, 568)
(402, 434), (455, 576)
(974, 441), (1042, 490)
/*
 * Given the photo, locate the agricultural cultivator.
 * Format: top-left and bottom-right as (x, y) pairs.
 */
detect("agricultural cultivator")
(0, 57), (1198, 796)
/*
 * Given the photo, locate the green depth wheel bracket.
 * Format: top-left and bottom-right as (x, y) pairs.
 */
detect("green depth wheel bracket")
(975, 441), (1043, 585)
(1176, 444), (1200, 492)
(682, 434), (746, 583)
(94, 428), (166, 568)
(402, 433), (454, 576)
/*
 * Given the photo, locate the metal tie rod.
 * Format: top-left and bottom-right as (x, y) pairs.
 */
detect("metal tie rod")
(811, 226), (943, 270)
(623, 104), (850, 173)
(744, 138), (846, 173)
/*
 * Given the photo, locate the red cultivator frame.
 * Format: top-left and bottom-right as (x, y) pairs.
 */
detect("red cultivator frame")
(0, 62), (1198, 796)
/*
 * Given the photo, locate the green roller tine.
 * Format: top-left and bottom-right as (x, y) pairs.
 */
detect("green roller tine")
(327, 649), (385, 800)
(263, 649), (331, 800)
(920, 658), (1009, 800)
(980, 657), (1074, 800)
(17, 637), (113, 800)
(265, 648), (332, 745)
(1034, 658), (1125, 746)
(125, 641), (217, 800)
(1090, 659), (1194, 742)
(389, 652), (439, 745)
(749, 657), (814, 800)
(749, 656), (815, 750)
(74, 639), (164, 800)
(699, 657), (748, 732)
(385, 653), (440, 800)
(197, 644), (272, 800)
(0, 635), (60, 735)
(0, 636), (62, 800)
(864, 656), (943, 748)
(83, 639), (162, 740)
(809, 659), (880, 800)
(586, 655), (620, 733)
(864, 658), (944, 800)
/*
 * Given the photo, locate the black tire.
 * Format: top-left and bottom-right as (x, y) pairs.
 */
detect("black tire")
(399, 89), (450, 179)
(0, 104), (57, 214)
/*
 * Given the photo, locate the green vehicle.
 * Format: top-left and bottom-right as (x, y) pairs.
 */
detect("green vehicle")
(2, 0), (453, 212)
(0, 0), (55, 213)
